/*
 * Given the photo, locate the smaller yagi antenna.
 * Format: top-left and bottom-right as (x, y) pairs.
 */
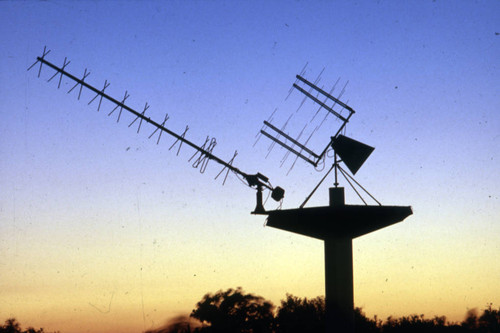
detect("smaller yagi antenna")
(261, 74), (358, 168)
(260, 72), (377, 206)
(28, 47), (284, 214)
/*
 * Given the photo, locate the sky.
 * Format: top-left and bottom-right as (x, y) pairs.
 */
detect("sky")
(0, 1), (499, 332)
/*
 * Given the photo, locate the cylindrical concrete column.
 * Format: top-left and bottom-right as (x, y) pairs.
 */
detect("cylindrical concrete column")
(325, 187), (354, 332)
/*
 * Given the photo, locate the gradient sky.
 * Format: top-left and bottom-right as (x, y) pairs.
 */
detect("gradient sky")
(1, 1), (499, 332)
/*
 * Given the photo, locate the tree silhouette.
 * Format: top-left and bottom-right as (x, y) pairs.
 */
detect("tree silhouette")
(478, 303), (500, 333)
(190, 287), (274, 333)
(2, 297), (499, 332)
(380, 314), (451, 332)
(0, 318), (51, 333)
(188, 288), (500, 333)
(353, 307), (378, 333)
(463, 309), (479, 330)
(144, 315), (199, 333)
(274, 294), (380, 333)
(0, 318), (21, 333)
(274, 294), (325, 333)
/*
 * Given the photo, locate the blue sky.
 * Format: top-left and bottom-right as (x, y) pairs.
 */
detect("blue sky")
(1, 1), (499, 332)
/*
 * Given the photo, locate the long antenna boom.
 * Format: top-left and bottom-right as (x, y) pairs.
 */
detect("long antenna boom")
(36, 56), (251, 179)
(28, 50), (284, 203)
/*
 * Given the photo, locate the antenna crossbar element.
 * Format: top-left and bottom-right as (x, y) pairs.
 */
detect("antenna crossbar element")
(88, 80), (110, 111)
(293, 75), (359, 164)
(293, 83), (348, 122)
(262, 121), (319, 160)
(260, 130), (316, 167)
(296, 75), (355, 116)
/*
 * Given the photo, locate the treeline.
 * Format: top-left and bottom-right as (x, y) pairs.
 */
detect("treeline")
(0, 318), (59, 333)
(3, 288), (499, 333)
(148, 287), (500, 333)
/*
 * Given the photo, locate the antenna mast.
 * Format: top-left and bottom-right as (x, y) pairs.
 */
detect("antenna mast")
(260, 70), (412, 333)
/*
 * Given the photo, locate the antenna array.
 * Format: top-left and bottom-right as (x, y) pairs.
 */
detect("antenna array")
(28, 47), (284, 212)
(259, 69), (377, 206)
(261, 74), (356, 168)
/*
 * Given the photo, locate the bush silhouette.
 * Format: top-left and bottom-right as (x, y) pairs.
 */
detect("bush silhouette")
(274, 294), (325, 332)
(0, 318), (54, 333)
(190, 287), (274, 333)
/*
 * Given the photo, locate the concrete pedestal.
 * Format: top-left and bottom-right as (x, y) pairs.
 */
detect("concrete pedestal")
(325, 187), (354, 332)
(264, 187), (412, 333)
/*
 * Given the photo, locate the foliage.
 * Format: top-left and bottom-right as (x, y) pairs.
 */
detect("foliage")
(190, 287), (274, 333)
(380, 314), (450, 332)
(274, 294), (325, 332)
(463, 309), (479, 330)
(478, 303), (500, 332)
(354, 307), (379, 333)
(189, 289), (500, 333)
(144, 315), (196, 333)
(0, 318), (56, 333)
(2, 296), (499, 333)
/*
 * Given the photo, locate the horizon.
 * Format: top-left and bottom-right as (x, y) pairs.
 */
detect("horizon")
(1, 1), (499, 333)
(2, 292), (497, 333)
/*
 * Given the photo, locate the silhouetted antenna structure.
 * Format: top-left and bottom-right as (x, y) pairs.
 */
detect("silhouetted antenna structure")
(263, 72), (413, 331)
(262, 74), (356, 168)
(28, 47), (284, 213)
(260, 72), (379, 206)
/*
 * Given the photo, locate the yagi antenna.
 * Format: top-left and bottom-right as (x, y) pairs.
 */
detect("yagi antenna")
(261, 74), (359, 167)
(28, 47), (284, 214)
(260, 72), (376, 206)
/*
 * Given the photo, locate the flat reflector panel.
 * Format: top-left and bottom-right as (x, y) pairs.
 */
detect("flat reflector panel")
(331, 135), (374, 175)
(266, 205), (413, 240)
